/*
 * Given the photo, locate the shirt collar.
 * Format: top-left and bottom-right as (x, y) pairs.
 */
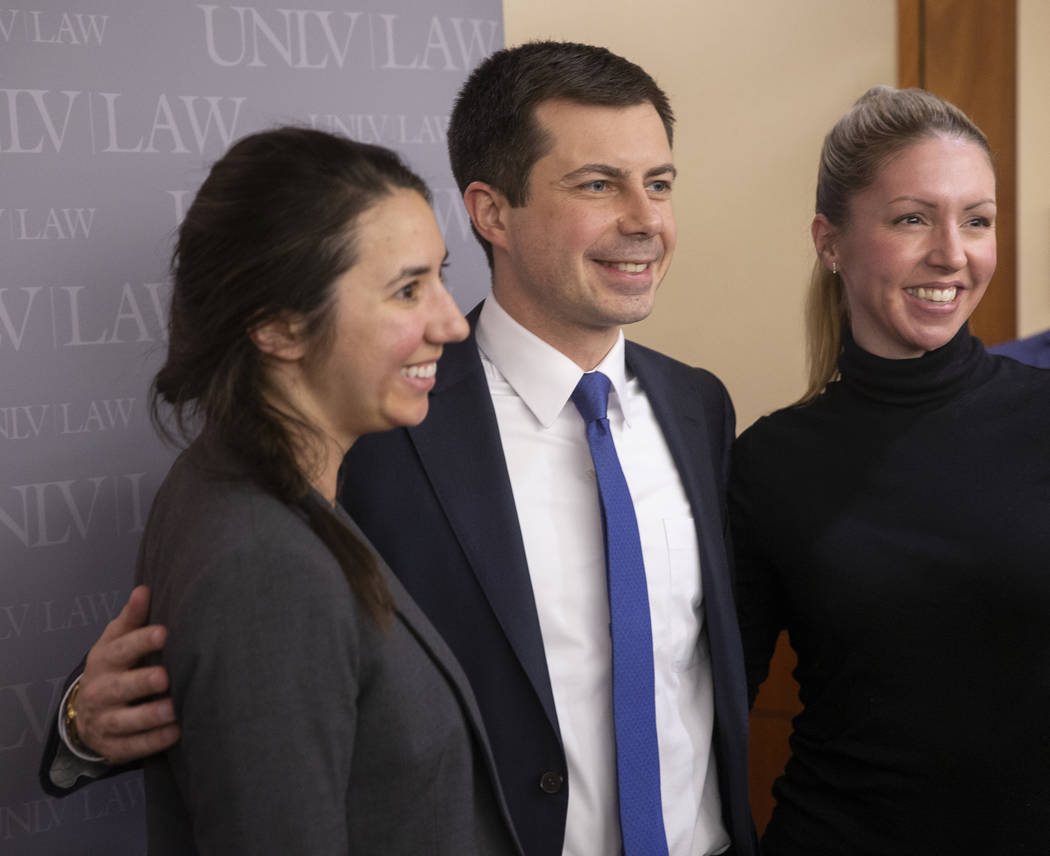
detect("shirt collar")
(475, 295), (631, 429)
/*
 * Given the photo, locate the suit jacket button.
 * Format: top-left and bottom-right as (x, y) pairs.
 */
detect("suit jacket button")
(539, 771), (564, 794)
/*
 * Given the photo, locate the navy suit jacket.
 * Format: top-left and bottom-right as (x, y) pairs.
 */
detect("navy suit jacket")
(988, 329), (1050, 369)
(340, 304), (758, 856)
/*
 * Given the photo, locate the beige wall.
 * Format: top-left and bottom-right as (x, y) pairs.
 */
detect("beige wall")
(1018, 0), (1050, 337)
(502, 2), (896, 430)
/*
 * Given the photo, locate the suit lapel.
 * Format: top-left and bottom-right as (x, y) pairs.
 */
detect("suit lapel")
(627, 342), (728, 575)
(629, 344), (755, 851)
(406, 309), (559, 730)
(331, 502), (523, 853)
(627, 344), (744, 705)
(625, 344), (743, 667)
(335, 501), (482, 708)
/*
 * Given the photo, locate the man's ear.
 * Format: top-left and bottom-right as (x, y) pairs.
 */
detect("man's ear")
(811, 214), (839, 273)
(462, 181), (512, 252)
(249, 312), (308, 362)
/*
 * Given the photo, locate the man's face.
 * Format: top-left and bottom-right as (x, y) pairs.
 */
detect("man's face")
(494, 99), (676, 363)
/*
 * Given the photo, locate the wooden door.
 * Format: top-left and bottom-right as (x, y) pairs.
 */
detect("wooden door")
(899, 0), (1017, 345)
(747, 633), (801, 833)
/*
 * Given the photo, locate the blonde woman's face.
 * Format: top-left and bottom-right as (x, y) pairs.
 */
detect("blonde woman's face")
(830, 135), (997, 359)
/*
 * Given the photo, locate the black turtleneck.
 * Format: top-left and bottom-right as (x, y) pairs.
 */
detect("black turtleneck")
(730, 325), (1050, 855)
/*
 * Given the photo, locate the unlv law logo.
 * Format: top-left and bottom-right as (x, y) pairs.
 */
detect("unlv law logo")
(0, 399), (136, 440)
(3, 208), (96, 241)
(0, 90), (80, 153)
(0, 10), (108, 46)
(0, 283), (168, 352)
(98, 93), (246, 154)
(0, 592), (123, 640)
(0, 89), (245, 155)
(0, 472), (148, 548)
(307, 112), (449, 146)
(199, 5), (498, 71)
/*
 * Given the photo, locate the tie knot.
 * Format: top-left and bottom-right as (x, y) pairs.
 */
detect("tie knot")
(571, 371), (611, 423)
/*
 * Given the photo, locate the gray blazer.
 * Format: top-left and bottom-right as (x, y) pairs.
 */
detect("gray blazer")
(137, 436), (521, 855)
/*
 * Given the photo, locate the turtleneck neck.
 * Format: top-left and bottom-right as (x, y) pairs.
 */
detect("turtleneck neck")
(835, 323), (993, 407)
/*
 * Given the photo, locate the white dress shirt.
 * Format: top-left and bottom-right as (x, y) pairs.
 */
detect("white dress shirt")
(475, 296), (729, 856)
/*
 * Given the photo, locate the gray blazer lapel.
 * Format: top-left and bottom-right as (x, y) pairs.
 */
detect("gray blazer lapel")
(333, 504), (524, 855)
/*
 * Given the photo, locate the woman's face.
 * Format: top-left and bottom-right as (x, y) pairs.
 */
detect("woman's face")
(822, 134), (997, 359)
(297, 188), (468, 447)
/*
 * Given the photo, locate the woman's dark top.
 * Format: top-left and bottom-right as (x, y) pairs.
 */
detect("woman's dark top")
(730, 325), (1050, 855)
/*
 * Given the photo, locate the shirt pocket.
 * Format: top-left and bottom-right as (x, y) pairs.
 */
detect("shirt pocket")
(663, 516), (706, 672)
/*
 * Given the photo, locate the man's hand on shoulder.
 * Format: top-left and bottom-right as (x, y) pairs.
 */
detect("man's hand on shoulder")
(72, 585), (180, 763)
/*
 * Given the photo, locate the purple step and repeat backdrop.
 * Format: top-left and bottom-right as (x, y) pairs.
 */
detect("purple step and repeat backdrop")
(1, 2), (502, 852)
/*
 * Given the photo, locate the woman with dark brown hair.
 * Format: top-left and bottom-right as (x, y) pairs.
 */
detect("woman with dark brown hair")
(132, 126), (520, 855)
(731, 87), (1050, 854)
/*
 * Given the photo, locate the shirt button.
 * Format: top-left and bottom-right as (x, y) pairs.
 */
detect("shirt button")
(538, 771), (564, 794)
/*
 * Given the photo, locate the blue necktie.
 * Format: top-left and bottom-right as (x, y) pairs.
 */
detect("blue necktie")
(571, 371), (669, 856)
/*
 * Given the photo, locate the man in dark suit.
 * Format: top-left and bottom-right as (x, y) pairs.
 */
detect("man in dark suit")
(42, 42), (757, 856)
